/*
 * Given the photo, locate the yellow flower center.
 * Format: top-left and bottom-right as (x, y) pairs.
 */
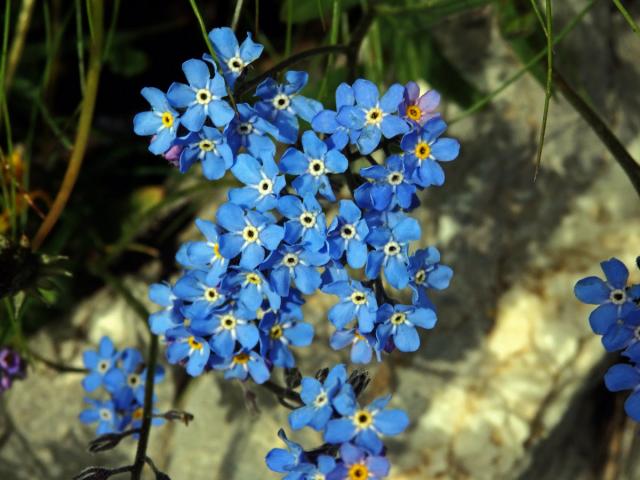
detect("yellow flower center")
(132, 407), (144, 421)
(213, 242), (222, 259)
(233, 353), (250, 364)
(414, 141), (431, 160)
(188, 336), (203, 350)
(350, 291), (367, 305)
(365, 107), (383, 126)
(353, 409), (373, 429)
(199, 139), (214, 152)
(161, 111), (174, 128)
(348, 464), (369, 480)
(246, 273), (262, 285)
(204, 287), (219, 302)
(390, 312), (407, 325)
(414, 269), (426, 285)
(406, 105), (422, 121)
(270, 325), (283, 339)
(220, 315), (237, 330)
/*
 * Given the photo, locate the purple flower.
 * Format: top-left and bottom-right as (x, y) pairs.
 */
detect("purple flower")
(398, 81), (440, 126)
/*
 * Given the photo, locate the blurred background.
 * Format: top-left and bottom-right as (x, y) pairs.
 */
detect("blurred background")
(1, 0), (640, 478)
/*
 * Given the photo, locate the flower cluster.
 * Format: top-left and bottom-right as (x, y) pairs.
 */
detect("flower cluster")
(79, 336), (165, 435)
(137, 26), (458, 476)
(0, 347), (26, 393)
(575, 257), (640, 420)
(266, 365), (408, 479)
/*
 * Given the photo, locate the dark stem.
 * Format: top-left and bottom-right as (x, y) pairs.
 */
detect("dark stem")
(347, 10), (375, 83)
(28, 349), (88, 373)
(261, 379), (303, 405)
(130, 334), (159, 480)
(552, 68), (640, 197)
(236, 45), (349, 97)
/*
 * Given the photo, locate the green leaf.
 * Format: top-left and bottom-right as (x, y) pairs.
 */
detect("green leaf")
(279, 0), (360, 24)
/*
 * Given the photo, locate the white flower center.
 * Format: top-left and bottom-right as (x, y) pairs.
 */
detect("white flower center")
(127, 373), (141, 388)
(283, 253), (299, 267)
(258, 179), (273, 195)
(308, 159), (325, 177)
(195, 88), (212, 105)
(242, 225), (259, 242)
(204, 287), (219, 302)
(610, 289), (627, 305)
(220, 314), (237, 330)
(414, 269), (426, 285)
(350, 291), (367, 305)
(227, 56), (245, 73)
(299, 211), (317, 228)
(272, 93), (290, 110)
(99, 408), (112, 421)
(365, 107), (384, 126)
(97, 360), (110, 374)
(390, 312), (407, 325)
(237, 122), (253, 135)
(387, 172), (404, 185)
(383, 241), (401, 256)
(340, 224), (356, 240)
(314, 391), (328, 407)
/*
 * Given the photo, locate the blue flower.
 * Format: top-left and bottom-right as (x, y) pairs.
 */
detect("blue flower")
(255, 71), (323, 144)
(336, 79), (409, 154)
(312, 83), (357, 150)
(79, 398), (125, 435)
(303, 456), (337, 480)
(266, 429), (308, 479)
(166, 327), (212, 376)
(376, 304), (436, 353)
(327, 200), (369, 269)
(408, 247), (453, 309)
(365, 214), (421, 289)
(330, 328), (379, 364)
(600, 310), (640, 353)
(222, 267), (281, 311)
(173, 268), (227, 310)
(148, 282), (185, 335)
(175, 218), (228, 280)
(82, 336), (119, 392)
(280, 130), (348, 201)
(575, 258), (640, 337)
(216, 202), (284, 269)
(604, 362), (640, 421)
(178, 126), (234, 180)
(229, 151), (286, 212)
(259, 311), (314, 368)
(324, 390), (409, 454)
(356, 155), (417, 211)
(277, 194), (327, 252)
(167, 58), (234, 131)
(214, 350), (270, 384)
(133, 87), (180, 155)
(400, 118), (460, 187)
(207, 307), (260, 358)
(324, 280), (378, 332)
(226, 103), (279, 156)
(208, 27), (264, 87)
(288, 364), (347, 431)
(265, 244), (330, 296)
(328, 443), (390, 480)
(104, 348), (165, 407)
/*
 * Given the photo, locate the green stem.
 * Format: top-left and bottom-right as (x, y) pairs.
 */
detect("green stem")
(231, 0), (244, 31)
(31, 0), (104, 251)
(533, 0), (553, 179)
(612, 0), (640, 39)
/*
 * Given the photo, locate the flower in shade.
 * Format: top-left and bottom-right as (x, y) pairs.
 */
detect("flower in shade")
(265, 429), (307, 478)
(601, 310), (640, 353)
(133, 87), (180, 155)
(328, 443), (390, 480)
(356, 155), (417, 211)
(365, 213), (421, 290)
(327, 200), (369, 269)
(167, 58), (234, 131)
(277, 194), (327, 252)
(330, 328), (380, 364)
(79, 398), (124, 435)
(255, 71), (323, 144)
(82, 336), (119, 392)
(178, 126), (234, 180)
(324, 389), (409, 454)
(401, 117), (460, 187)
(0, 348), (26, 393)
(280, 130), (348, 201)
(229, 151), (286, 212)
(312, 83), (357, 151)
(398, 81), (440, 126)
(604, 361), (640, 421)
(214, 350), (270, 384)
(288, 364), (347, 431)
(223, 266), (281, 311)
(408, 247), (453, 310)
(575, 258), (640, 338)
(324, 280), (378, 333)
(376, 304), (436, 353)
(336, 79), (409, 155)
(259, 311), (314, 368)
(208, 27), (264, 87)
(216, 202), (284, 270)
(226, 103), (279, 156)
(104, 348), (165, 407)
